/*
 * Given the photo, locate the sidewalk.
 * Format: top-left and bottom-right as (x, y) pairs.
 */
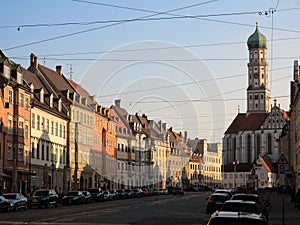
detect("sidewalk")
(268, 192), (300, 225)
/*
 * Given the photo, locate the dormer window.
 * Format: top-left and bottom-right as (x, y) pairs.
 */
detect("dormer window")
(58, 98), (62, 112)
(49, 94), (53, 108)
(40, 89), (44, 103)
(4, 65), (10, 79)
(17, 72), (22, 84)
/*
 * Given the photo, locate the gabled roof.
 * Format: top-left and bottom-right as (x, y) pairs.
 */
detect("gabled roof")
(38, 64), (76, 95)
(259, 155), (277, 173)
(225, 112), (269, 134)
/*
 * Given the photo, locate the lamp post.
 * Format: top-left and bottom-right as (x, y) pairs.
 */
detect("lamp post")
(233, 161), (239, 187)
(51, 162), (55, 189)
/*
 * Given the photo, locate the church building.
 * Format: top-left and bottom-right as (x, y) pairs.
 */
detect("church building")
(222, 23), (290, 188)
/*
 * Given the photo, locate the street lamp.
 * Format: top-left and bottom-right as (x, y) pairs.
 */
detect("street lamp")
(233, 161), (239, 187)
(51, 162), (55, 189)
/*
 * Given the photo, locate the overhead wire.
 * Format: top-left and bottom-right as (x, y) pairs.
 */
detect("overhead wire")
(3, 0), (219, 51)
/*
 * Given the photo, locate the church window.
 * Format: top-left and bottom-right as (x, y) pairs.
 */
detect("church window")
(262, 73), (264, 79)
(249, 95), (252, 99)
(247, 134), (252, 163)
(255, 134), (261, 157)
(254, 67), (258, 71)
(267, 133), (272, 154)
(261, 95), (263, 99)
(255, 103), (258, 108)
(255, 95), (258, 100)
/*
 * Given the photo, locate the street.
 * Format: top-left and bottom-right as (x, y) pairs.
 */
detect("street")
(1, 191), (299, 225)
(0, 192), (210, 225)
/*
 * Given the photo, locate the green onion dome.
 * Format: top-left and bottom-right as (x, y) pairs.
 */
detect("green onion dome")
(247, 22), (268, 49)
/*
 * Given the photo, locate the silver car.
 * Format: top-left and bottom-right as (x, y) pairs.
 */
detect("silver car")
(3, 193), (28, 211)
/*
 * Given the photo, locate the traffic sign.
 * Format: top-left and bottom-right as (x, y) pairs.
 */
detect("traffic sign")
(279, 164), (285, 174)
(277, 153), (288, 164)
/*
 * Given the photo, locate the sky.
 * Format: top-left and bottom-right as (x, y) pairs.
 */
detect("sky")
(1, 0), (300, 143)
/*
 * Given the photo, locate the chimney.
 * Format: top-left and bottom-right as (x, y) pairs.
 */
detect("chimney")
(56, 65), (62, 75)
(294, 60), (299, 81)
(115, 99), (121, 108)
(30, 53), (38, 69)
(184, 131), (188, 142)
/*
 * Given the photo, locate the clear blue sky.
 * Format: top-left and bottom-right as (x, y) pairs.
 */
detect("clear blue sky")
(1, 0), (299, 142)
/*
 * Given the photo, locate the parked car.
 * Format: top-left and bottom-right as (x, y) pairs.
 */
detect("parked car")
(123, 189), (134, 198)
(220, 200), (266, 219)
(88, 188), (104, 202)
(159, 188), (169, 195)
(109, 190), (119, 200)
(206, 211), (268, 225)
(116, 189), (126, 199)
(2, 193), (28, 211)
(28, 189), (59, 208)
(82, 191), (92, 204)
(214, 189), (233, 198)
(172, 187), (184, 195)
(0, 196), (12, 212)
(132, 188), (143, 198)
(62, 191), (85, 205)
(231, 193), (269, 216)
(103, 190), (113, 201)
(206, 193), (231, 214)
(141, 188), (150, 197)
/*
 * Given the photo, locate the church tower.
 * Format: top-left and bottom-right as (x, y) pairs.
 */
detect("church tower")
(246, 22), (270, 113)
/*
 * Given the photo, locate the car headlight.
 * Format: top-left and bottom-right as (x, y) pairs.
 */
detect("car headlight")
(10, 203), (14, 207)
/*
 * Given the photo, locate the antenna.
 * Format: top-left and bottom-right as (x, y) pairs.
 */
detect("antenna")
(66, 64), (78, 80)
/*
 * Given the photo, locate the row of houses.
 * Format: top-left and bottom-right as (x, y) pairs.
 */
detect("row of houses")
(0, 50), (222, 195)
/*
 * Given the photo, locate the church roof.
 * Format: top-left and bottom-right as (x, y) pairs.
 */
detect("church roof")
(225, 112), (269, 134)
(247, 23), (268, 49)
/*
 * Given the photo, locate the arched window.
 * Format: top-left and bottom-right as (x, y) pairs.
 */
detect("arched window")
(267, 133), (272, 154)
(226, 137), (231, 162)
(255, 134), (261, 157)
(247, 134), (252, 163)
(233, 137), (237, 161)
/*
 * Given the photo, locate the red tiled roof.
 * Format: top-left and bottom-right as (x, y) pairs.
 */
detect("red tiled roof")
(259, 156), (277, 173)
(38, 64), (76, 96)
(225, 113), (269, 134)
(279, 108), (290, 121)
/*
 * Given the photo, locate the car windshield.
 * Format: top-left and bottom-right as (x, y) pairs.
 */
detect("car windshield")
(210, 195), (228, 201)
(222, 203), (258, 213)
(34, 191), (49, 196)
(209, 217), (267, 225)
(3, 194), (17, 199)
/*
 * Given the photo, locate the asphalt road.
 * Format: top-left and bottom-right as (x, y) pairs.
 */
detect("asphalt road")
(0, 192), (211, 225)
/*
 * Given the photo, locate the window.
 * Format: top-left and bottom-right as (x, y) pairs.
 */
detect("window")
(41, 117), (45, 131)
(37, 142), (40, 159)
(41, 144), (45, 160)
(37, 115), (40, 130)
(8, 119), (12, 134)
(46, 145), (49, 161)
(59, 124), (62, 137)
(25, 97), (29, 110)
(17, 72), (22, 84)
(25, 124), (28, 139)
(7, 142), (12, 160)
(51, 121), (54, 135)
(18, 143), (24, 162)
(32, 113), (35, 129)
(20, 93), (24, 107)
(55, 122), (58, 136)
(19, 121), (24, 136)
(31, 142), (35, 158)
(8, 90), (13, 104)
(4, 65), (10, 79)
(46, 119), (49, 132)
